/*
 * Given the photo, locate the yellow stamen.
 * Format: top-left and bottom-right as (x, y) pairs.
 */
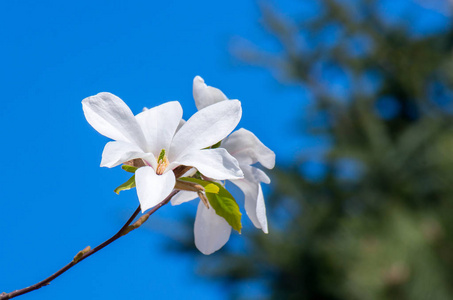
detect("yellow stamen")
(156, 149), (169, 175)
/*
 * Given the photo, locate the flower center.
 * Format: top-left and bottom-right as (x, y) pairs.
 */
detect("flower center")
(156, 149), (169, 175)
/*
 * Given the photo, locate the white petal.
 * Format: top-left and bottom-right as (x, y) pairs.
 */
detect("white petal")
(193, 76), (228, 110)
(171, 191), (198, 206)
(100, 141), (147, 168)
(176, 119), (186, 133)
(170, 148), (243, 180)
(222, 128), (275, 169)
(194, 202), (232, 255)
(256, 184), (268, 233)
(169, 100), (242, 161)
(135, 167), (176, 212)
(241, 164), (270, 184)
(82, 92), (146, 149)
(135, 101), (183, 154)
(231, 177), (268, 234)
(230, 165), (269, 233)
(141, 153), (158, 170)
(247, 165), (271, 184)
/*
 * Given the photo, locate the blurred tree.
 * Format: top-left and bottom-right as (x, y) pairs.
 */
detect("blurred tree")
(172, 1), (453, 299)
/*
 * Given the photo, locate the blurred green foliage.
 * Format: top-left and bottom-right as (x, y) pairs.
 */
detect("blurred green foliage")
(174, 1), (453, 299)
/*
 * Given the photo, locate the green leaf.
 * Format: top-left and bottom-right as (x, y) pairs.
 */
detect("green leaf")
(205, 183), (220, 194)
(207, 188), (242, 233)
(210, 141), (222, 149)
(122, 165), (138, 173)
(202, 141), (221, 149)
(114, 175), (136, 194)
(179, 177), (242, 232)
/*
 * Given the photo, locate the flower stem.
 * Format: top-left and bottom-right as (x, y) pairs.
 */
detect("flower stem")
(0, 190), (179, 300)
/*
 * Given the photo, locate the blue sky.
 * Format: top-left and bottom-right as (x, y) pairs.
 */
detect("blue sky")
(0, 1), (306, 299)
(1, 0), (450, 299)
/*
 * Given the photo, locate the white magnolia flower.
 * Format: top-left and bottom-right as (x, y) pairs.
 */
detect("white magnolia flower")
(82, 92), (244, 212)
(171, 76), (275, 255)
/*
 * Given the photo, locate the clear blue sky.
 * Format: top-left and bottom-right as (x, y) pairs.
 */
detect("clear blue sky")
(0, 0), (449, 299)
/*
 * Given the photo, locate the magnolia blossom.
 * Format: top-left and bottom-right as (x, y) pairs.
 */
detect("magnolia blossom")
(171, 76), (275, 254)
(82, 92), (244, 212)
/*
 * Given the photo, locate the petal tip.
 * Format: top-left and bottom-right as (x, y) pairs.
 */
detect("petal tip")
(264, 151), (276, 169)
(194, 75), (204, 83)
(140, 205), (148, 213)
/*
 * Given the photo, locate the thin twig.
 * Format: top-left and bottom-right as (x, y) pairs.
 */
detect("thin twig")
(1, 190), (179, 300)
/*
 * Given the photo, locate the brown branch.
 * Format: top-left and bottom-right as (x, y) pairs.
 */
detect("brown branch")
(173, 165), (194, 179)
(0, 190), (179, 300)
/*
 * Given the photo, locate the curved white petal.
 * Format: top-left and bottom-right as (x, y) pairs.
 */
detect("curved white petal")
(193, 76), (228, 110)
(194, 202), (232, 255)
(169, 100), (242, 161)
(230, 165), (270, 233)
(231, 178), (268, 234)
(247, 165), (271, 184)
(100, 141), (147, 168)
(171, 148), (243, 180)
(139, 153), (158, 170)
(171, 191), (198, 206)
(255, 184), (268, 233)
(135, 167), (176, 212)
(135, 101), (183, 154)
(176, 119), (186, 133)
(82, 92), (146, 149)
(222, 128), (275, 169)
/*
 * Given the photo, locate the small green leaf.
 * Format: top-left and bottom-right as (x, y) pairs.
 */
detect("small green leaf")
(203, 141), (221, 150)
(122, 165), (138, 173)
(206, 185), (242, 233)
(205, 183), (219, 194)
(211, 141), (222, 149)
(179, 177), (242, 232)
(114, 175), (136, 194)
